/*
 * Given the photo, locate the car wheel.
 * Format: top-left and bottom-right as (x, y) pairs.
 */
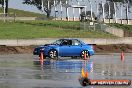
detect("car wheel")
(81, 50), (90, 59)
(48, 49), (58, 59)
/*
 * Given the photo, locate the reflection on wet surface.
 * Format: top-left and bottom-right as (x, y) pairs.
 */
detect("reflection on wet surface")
(0, 54), (131, 88)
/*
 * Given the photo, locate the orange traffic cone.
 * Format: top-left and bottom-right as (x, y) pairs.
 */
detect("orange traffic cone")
(121, 51), (124, 62)
(81, 68), (88, 78)
(40, 52), (44, 65)
(84, 51), (87, 60)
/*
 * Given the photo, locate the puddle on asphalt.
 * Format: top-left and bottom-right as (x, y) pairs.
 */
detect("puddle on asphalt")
(0, 54), (131, 88)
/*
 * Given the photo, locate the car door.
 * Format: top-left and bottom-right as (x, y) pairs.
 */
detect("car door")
(58, 40), (72, 56)
(68, 39), (83, 56)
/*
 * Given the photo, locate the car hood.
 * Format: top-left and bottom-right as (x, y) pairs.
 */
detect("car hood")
(37, 44), (59, 49)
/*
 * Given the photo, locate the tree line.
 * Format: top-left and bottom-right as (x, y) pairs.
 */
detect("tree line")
(0, 0), (132, 19)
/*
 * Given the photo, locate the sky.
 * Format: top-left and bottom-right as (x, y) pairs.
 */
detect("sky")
(7, 0), (132, 19)
(9, 0), (42, 13)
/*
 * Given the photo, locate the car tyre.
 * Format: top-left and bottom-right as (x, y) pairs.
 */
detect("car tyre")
(48, 49), (58, 59)
(81, 50), (90, 59)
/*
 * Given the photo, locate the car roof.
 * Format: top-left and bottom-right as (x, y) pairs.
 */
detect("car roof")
(57, 38), (85, 44)
(59, 38), (79, 40)
(59, 38), (85, 43)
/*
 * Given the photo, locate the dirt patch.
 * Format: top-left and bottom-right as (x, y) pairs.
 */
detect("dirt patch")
(95, 44), (132, 53)
(0, 46), (34, 55)
(0, 44), (132, 55)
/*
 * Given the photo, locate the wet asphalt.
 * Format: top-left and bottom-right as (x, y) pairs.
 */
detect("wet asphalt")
(0, 54), (131, 88)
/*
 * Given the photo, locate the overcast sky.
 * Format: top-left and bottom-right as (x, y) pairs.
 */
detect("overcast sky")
(9, 0), (42, 13)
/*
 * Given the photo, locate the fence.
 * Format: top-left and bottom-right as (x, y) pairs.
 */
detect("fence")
(0, 13), (16, 22)
(0, 13), (38, 22)
(80, 21), (108, 31)
(80, 21), (124, 37)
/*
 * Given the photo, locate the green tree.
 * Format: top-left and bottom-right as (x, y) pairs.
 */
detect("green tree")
(23, 0), (67, 18)
(98, 0), (132, 19)
(0, 0), (4, 6)
(0, 0), (8, 16)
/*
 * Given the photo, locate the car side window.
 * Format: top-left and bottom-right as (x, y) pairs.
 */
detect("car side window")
(68, 40), (72, 45)
(72, 39), (81, 45)
(53, 39), (62, 44)
(61, 40), (72, 46)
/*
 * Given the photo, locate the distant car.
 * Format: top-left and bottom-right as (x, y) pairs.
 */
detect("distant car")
(33, 38), (95, 59)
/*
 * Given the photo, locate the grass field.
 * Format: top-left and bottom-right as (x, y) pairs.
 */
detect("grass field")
(108, 23), (132, 32)
(108, 23), (132, 37)
(0, 20), (116, 39)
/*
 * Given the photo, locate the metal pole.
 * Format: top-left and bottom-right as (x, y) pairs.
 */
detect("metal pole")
(41, 0), (44, 12)
(47, 0), (50, 18)
(108, 2), (111, 23)
(67, 7), (69, 21)
(85, 6), (86, 20)
(78, 1), (80, 16)
(4, 0), (6, 22)
(120, 3), (122, 24)
(96, 2), (98, 17)
(54, 0), (57, 20)
(85, 6), (86, 15)
(126, 3), (129, 24)
(66, 1), (69, 21)
(114, 2), (117, 23)
(102, 2), (105, 22)
(73, 7), (75, 21)
(90, 1), (92, 21)
(60, 1), (63, 20)
(48, 0), (49, 10)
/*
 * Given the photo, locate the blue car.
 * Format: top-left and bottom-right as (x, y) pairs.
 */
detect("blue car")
(33, 38), (95, 59)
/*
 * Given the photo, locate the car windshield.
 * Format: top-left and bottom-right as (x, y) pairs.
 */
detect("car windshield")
(52, 39), (63, 45)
